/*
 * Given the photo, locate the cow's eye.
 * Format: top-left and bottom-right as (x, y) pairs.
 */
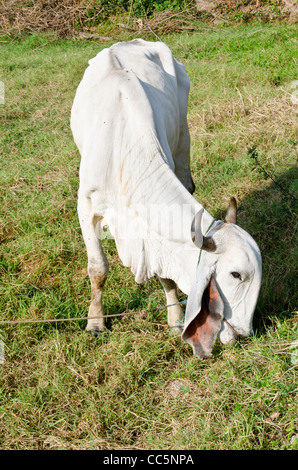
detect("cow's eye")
(231, 272), (242, 280)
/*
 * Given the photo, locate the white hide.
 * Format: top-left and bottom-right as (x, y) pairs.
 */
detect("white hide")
(71, 39), (207, 293)
(71, 39), (262, 359)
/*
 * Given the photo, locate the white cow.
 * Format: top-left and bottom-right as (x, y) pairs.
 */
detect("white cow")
(71, 39), (262, 359)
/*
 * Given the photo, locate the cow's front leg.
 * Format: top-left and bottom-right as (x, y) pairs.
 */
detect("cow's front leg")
(159, 277), (184, 335)
(78, 195), (109, 333)
(87, 259), (108, 332)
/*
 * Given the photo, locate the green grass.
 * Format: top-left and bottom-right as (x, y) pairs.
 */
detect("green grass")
(0, 24), (297, 450)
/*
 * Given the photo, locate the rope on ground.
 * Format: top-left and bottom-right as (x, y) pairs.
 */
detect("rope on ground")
(0, 300), (187, 326)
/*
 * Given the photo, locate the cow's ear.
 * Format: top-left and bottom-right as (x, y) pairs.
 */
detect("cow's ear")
(182, 277), (224, 359)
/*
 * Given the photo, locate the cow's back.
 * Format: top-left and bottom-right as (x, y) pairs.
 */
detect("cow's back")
(71, 40), (191, 196)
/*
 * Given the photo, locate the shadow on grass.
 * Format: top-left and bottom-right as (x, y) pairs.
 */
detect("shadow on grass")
(215, 165), (297, 335)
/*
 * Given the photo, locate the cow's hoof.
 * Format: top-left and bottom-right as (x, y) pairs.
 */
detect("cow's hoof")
(169, 325), (183, 336)
(87, 329), (104, 337)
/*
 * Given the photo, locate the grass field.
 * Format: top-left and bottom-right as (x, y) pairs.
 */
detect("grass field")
(0, 23), (297, 450)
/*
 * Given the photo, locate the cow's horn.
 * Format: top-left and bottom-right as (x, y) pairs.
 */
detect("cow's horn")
(225, 197), (237, 224)
(202, 236), (217, 252)
(191, 209), (217, 252)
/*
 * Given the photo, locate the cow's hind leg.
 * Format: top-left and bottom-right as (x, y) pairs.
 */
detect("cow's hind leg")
(78, 195), (109, 333)
(159, 277), (184, 335)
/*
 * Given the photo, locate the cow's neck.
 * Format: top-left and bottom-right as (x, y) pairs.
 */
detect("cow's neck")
(112, 185), (215, 295)
(107, 140), (217, 294)
(141, 202), (215, 294)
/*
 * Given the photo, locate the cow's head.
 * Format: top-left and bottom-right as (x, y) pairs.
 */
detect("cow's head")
(182, 197), (262, 359)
